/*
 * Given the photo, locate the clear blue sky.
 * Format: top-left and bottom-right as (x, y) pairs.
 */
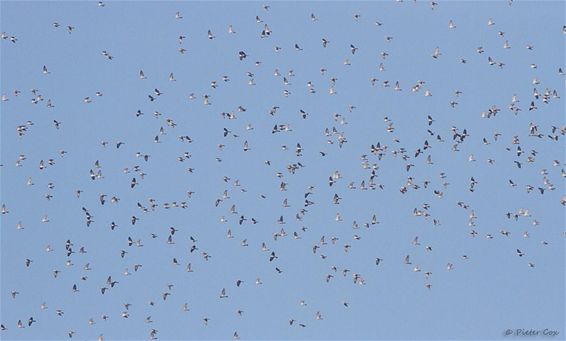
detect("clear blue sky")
(1, 1), (565, 340)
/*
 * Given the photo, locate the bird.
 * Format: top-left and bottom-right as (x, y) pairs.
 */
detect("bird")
(220, 288), (228, 298)
(432, 47), (441, 58)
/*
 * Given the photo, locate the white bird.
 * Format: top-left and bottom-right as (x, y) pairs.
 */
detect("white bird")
(432, 47), (441, 59)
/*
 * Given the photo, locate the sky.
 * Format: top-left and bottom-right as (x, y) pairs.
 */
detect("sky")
(1, 1), (565, 340)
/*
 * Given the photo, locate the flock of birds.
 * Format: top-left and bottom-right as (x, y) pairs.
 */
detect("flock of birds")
(1, 1), (565, 340)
